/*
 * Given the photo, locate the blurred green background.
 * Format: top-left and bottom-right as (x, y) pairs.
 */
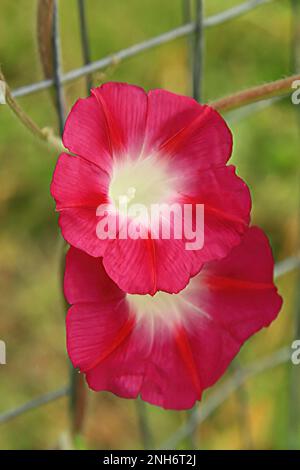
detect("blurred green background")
(0, 0), (299, 450)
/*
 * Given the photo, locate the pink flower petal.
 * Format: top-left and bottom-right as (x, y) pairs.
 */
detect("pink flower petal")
(102, 236), (193, 295)
(65, 227), (282, 410)
(58, 208), (107, 257)
(62, 96), (112, 173)
(51, 152), (110, 257)
(64, 246), (124, 305)
(87, 322), (200, 408)
(50, 153), (109, 210)
(178, 165), (251, 275)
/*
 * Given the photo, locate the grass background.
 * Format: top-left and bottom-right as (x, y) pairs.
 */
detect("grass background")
(0, 0), (299, 449)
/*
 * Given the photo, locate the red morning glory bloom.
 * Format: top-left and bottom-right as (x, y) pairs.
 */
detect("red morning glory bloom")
(64, 227), (282, 410)
(51, 82), (251, 295)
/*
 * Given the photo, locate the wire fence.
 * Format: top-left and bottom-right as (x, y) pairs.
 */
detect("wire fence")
(11, 0), (274, 99)
(0, 0), (299, 450)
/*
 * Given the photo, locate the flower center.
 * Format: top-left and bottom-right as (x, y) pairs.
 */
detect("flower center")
(109, 155), (175, 212)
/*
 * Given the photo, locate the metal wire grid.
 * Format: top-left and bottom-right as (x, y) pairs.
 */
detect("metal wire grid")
(0, 0), (299, 450)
